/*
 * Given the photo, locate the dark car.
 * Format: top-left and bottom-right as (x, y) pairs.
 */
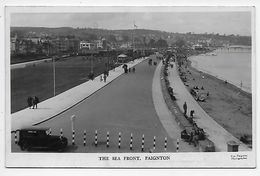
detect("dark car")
(17, 128), (68, 151)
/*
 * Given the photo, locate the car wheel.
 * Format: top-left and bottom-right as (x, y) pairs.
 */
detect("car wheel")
(20, 142), (29, 151)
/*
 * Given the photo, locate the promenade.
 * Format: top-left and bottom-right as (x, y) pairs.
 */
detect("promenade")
(168, 62), (250, 152)
(152, 61), (198, 152)
(11, 58), (146, 132)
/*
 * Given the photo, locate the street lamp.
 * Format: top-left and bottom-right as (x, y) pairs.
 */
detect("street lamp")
(53, 56), (56, 96)
(87, 51), (95, 81)
(91, 53), (94, 74)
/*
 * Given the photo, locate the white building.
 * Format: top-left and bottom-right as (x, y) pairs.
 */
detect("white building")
(80, 41), (95, 50)
(96, 40), (103, 49)
(192, 44), (203, 50)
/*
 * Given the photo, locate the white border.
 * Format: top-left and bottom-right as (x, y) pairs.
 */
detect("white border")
(1, 0), (259, 176)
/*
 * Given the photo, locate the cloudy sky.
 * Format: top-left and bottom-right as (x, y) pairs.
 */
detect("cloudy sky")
(11, 11), (251, 36)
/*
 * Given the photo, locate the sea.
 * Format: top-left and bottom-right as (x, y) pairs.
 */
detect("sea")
(189, 47), (252, 93)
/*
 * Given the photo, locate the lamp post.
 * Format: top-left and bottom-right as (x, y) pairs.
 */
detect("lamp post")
(53, 56), (56, 96)
(88, 51), (95, 81)
(91, 53), (93, 74)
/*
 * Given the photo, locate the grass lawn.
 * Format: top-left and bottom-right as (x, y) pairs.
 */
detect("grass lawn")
(11, 56), (116, 113)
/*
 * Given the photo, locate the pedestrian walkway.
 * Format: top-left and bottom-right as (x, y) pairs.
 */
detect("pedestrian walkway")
(152, 61), (198, 152)
(168, 62), (250, 152)
(11, 58), (147, 132)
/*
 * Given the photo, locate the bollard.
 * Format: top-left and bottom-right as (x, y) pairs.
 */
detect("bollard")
(60, 128), (63, 138)
(153, 136), (156, 151)
(49, 128), (52, 136)
(83, 130), (86, 146)
(106, 131), (110, 148)
(164, 137), (167, 151)
(14, 131), (17, 144)
(141, 134), (144, 152)
(72, 130), (75, 145)
(130, 133), (133, 150)
(176, 139), (179, 152)
(95, 130), (98, 147)
(118, 132), (121, 149)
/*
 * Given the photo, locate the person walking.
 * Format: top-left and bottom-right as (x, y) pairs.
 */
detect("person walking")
(103, 74), (107, 83)
(190, 110), (195, 118)
(100, 75), (103, 82)
(33, 96), (39, 109)
(183, 102), (187, 116)
(123, 64), (128, 73)
(189, 131), (194, 145)
(27, 96), (33, 109)
(132, 67), (136, 73)
(104, 70), (109, 77)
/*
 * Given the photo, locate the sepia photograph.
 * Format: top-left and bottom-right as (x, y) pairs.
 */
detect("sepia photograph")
(4, 5), (256, 168)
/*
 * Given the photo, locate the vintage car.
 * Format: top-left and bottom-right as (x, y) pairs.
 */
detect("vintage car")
(196, 92), (208, 102)
(190, 88), (199, 96)
(181, 127), (206, 141)
(17, 128), (68, 151)
(190, 88), (208, 102)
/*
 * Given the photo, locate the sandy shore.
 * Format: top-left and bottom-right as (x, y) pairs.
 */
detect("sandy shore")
(182, 61), (252, 147)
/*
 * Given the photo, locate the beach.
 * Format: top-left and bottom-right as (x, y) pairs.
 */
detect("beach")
(189, 50), (251, 93)
(183, 62), (252, 147)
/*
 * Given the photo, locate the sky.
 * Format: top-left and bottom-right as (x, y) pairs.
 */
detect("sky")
(11, 11), (252, 36)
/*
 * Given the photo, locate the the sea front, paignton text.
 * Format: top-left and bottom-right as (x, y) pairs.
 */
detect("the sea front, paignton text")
(98, 155), (170, 161)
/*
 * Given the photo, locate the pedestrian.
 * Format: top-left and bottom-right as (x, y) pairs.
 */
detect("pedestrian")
(33, 96), (39, 109)
(183, 102), (187, 115)
(123, 64), (128, 73)
(149, 59), (152, 65)
(190, 110), (195, 118)
(100, 75), (103, 82)
(27, 96), (33, 109)
(128, 67), (131, 73)
(132, 67), (135, 73)
(189, 132), (194, 145)
(193, 134), (199, 147)
(104, 70), (109, 77)
(103, 74), (107, 83)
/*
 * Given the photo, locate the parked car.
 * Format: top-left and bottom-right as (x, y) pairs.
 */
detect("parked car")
(17, 127), (68, 151)
(190, 88), (208, 102)
(196, 92), (208, 102)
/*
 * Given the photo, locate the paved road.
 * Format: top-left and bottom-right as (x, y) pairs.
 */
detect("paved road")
(12, 58), (176, 153)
